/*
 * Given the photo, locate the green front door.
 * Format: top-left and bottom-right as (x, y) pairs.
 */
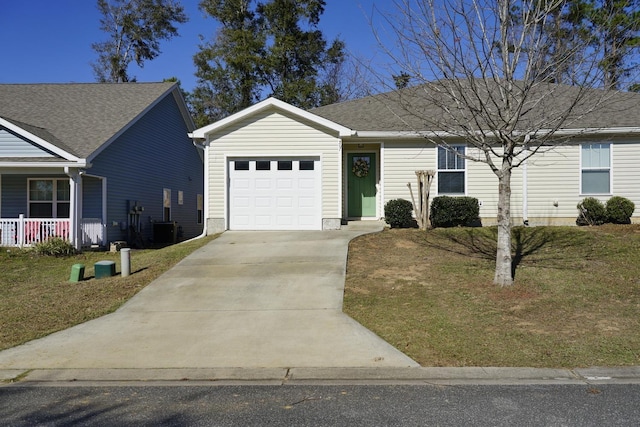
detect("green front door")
(348, 153), (377, 217)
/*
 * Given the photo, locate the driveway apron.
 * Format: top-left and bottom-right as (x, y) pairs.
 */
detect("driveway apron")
(0, 224), (418, 370)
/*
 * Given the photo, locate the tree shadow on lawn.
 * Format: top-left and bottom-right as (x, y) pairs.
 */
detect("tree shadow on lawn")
(422, 226), (595, 280)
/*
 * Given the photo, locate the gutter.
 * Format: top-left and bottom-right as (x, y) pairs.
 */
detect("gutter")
(0, 160), (89, 168)
(355, 127), (640, 140)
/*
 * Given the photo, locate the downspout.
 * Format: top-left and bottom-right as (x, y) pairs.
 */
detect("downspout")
(379, 142), (385, 220)
(181, 138), (208, 242)
(522, 134), (530, 226)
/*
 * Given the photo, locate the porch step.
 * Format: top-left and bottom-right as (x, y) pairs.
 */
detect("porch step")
(94, 260), (116, 279)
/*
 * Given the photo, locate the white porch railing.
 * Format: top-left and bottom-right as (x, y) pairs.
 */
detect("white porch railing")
(0, 216), (105, 248)
(80, 218), (103, 247)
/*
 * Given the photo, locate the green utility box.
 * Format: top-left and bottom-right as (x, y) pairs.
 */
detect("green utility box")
(69, 264), (85, 282)
(94, 260), (116, 279)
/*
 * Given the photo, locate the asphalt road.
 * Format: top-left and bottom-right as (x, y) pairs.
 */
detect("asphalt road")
(2, 384), (639, 426)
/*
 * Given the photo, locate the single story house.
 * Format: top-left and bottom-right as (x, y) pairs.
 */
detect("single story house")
(0, 82), (204, 249)
(189, 82), (640, 232)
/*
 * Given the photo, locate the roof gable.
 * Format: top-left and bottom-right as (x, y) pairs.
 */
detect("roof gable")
(0, 117), (79, 160)
(0, 82), (189, 160)
(190, 97), (354, 139)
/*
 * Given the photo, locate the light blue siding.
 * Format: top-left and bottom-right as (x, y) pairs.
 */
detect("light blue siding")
(0, 128), (55, 157)
(87, 94), (203, 245)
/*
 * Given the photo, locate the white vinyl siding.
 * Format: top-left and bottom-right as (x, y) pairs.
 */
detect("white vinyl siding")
(581, 143), (611, 195)
(207, 109), (340, 222)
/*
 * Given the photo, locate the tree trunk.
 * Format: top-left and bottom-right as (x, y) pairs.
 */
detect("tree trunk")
(494, 166), (513, 286)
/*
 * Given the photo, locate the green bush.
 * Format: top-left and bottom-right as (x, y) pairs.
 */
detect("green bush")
(576, 197), (607, 226)
(606, 196), (635, 224)
(32, 237), (77, 257)
(384, 198), (414, 228)
(430, 196), (480, 228)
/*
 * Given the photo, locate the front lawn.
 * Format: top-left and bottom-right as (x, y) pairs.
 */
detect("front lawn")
(344, 225), (640, 368)
(0, 236), (216, 351)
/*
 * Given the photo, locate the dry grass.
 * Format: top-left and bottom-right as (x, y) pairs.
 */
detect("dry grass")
(344, 225), (640, 368)
(0, 236), (216, 351)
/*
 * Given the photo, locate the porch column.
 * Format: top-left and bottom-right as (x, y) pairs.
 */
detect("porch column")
(65, 168), (82, 250)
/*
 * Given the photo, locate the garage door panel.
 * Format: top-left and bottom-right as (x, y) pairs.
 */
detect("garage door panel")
(234, 179), (250, 189)
(255, 179), (271, 189)
(233, 197), (250, 207)
(277, 197), (293, 207)
(298, 196), (315, 208)
(229, 158), (321, 230)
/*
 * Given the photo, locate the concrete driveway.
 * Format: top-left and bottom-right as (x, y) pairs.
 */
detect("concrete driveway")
(0, 223), (418, 378)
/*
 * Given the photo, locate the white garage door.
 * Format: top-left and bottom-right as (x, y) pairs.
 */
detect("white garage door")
(229, 158), (321, 230)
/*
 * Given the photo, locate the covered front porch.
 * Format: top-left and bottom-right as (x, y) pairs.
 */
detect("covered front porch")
(0, 167), (107, 250)
(0, 215), (103, 248)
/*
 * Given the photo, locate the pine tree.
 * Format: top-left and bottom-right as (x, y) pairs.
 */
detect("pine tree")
(191, 0), (345, 125)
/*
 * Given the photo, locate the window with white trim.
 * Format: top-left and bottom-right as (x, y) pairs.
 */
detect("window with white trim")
(581, 143), (611, 194)
(28, 178), (70, 218)
(197, 194), (203, 224)
(437, 145), (465, 194)
(163, 188), (171, 221)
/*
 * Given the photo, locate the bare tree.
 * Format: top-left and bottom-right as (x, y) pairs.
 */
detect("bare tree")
(373, 0), (619, 286)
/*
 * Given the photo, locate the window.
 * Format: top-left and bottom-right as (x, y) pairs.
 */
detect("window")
(163, 188), (171, 221)
(278, 160), (292, 170)
(28, 178), (70, 218)
(234, 161), (249, 171)
(299, 160), (315, 171)
(581, 143), (611, 194)
(197, 194), (203, 224)
(256, 161), (271, 170)
(437, 146), (465, 194)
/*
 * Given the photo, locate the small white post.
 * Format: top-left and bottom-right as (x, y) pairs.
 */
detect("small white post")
(121, 248), (131, 277)
(18, 214), (25, 248)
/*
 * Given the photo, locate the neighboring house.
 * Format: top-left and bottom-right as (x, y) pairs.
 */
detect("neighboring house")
(0, 82), (204, 249)
(189, 84), (640, 233)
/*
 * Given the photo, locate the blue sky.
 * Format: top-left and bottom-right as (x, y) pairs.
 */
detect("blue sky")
(1, 0), (392, 93)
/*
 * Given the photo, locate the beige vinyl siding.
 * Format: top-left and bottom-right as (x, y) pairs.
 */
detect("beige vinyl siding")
(612, 140), (640, 215)
(382, 140), (435, 205)
(207, 109), (341, 220)
(382, 142), (523, 225)
(526, 145), (580, 223)
(466, 147), (523, 224)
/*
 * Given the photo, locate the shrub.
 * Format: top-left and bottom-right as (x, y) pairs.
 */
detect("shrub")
(606, 196), (635, 224)
(384, 198), (414, 228)
(32, 237), (77, 257)
(576, 197), (607, 226)
(430, 196), (480, 228)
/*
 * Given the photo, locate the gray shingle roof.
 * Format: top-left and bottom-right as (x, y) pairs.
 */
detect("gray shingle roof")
(0, 82), (177, 158)
(311, 81), (640, 133)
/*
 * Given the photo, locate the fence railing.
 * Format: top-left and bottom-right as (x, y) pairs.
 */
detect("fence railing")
(80, 218), (103, 247)
(0, 216), (104, 248)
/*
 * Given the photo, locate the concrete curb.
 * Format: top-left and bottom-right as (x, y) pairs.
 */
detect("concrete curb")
(3, 366), (639, 386)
